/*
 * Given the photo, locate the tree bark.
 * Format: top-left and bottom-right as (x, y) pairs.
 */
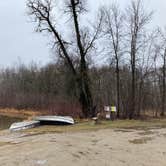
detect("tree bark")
(70, 0), (94, 117)
(116, 59), (120, 118)
(161, 49), (166, 116)
(129, 40), (136, 119)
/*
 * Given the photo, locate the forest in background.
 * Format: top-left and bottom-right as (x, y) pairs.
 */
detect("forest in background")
(0, 0), (166, 119)
(0, 60), (164, 118)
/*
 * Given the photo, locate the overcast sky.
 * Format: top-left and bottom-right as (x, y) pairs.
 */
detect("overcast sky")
(0, 0), (166, 68)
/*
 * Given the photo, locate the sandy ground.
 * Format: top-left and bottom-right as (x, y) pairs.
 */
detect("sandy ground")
(0, 128), (166, 166)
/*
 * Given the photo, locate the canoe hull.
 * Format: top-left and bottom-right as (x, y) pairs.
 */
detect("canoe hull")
(34, 116), (74, 125)
(9, 121), (40, 131)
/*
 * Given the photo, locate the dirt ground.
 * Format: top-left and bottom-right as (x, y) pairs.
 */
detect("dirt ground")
(0, 127), (166, 166)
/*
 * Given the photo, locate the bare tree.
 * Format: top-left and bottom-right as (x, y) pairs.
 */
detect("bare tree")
(160, 49), (166, 116)
(27, 0), (102, 118)
(101, 3), (124, 118)
(125, 0), (153, 119)
(157, 28), (166, 116)
(136, 31), (158, 116)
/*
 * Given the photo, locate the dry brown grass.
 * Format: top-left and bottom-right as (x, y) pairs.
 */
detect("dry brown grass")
(0, 108), (43, 119)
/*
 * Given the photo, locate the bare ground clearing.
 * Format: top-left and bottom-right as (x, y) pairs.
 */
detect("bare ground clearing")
(0, 121), (166, 166)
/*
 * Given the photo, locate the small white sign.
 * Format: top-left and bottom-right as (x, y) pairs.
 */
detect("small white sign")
(106, 113), (110, 119)
(104, 106), (110, 112)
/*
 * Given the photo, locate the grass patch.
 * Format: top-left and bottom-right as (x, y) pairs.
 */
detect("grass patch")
(0, 141), (18, 146)
(0, 142), (10, 146)
(0, 108), (42, 119)
(114, 129), (134, 133)
(162, 133), (166, 137)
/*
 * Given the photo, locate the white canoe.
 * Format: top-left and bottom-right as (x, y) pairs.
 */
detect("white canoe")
(9, 121), (40, 131)
(34, 116), (74, 125)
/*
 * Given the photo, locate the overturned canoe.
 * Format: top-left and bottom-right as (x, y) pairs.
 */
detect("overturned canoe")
(9, 121), (40, 131)
(34, 116), (74, 125)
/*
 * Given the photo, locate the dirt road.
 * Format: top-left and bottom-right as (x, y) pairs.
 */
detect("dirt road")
(0, 127), (166, 166)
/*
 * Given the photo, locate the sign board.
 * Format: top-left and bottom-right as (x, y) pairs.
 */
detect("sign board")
(104, 106), (110, 112)
(106, 113), (110, 119)
(111, 106), (117, 112)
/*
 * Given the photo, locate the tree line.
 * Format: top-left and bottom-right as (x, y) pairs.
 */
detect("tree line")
(0, 0), (166, 119)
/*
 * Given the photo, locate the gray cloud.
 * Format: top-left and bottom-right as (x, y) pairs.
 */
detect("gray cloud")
(0, 0), (165, 68)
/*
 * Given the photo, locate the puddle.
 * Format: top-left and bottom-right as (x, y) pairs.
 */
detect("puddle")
(36, 160), (47, 165)
(121, 126), (165, 131)
(72, 153), (81, 158)
(91, 139), (100, 146)
(91, 139), (99, 143)
(114, 129), (134, 133)
(162, 133), (166, 137)
(138, 130), (156, 136)
(0, 115), (23, 130)
(78, 151), (89, 156)
(129, 137), (153, 144)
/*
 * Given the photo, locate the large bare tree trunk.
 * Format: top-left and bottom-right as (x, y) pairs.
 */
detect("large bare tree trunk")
(70, 0), (94, 117)
(27, 0), (103, 118)
(116, 60), (120, 118)
(130, 50), (136, 119)
(79, 67), (94, 117)
(137, 79), (144, 117)
(161, 49), (166, 116)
